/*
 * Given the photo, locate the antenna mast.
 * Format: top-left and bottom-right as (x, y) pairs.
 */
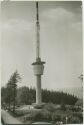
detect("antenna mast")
(36, 2), (40, 60)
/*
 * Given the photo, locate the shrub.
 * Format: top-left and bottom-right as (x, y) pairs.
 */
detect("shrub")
(60, 103), (66, 111)
(44, 103), (56, 112)
(52, 114), (61, 121)
(15, 109), (31, 116)
(69, 116), (80, 124)
(33, 112), (44, 121)
(72, 112), (83, 123)
(23, 110), (52, 122)
(41, 109), (52, 121)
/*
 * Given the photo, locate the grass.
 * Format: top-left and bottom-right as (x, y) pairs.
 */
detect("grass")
(9, 103), (83, 124)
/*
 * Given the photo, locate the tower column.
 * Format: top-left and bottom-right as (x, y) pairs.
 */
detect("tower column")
(32, 60), (45, 105)
(36, 75), (41, 104)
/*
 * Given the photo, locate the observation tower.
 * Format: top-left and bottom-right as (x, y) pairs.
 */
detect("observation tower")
(32, 2), (45, 107)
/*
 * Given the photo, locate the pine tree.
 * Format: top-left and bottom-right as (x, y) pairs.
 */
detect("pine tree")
(6, 70), (21, 112)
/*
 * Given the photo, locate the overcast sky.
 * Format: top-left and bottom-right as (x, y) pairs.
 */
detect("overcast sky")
(1, 1), (83, 91)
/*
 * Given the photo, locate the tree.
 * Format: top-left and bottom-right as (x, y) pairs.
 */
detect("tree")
(16, 87), (36, 105)
(17, 87), (30, 105)
(1, 87), (7, 108)
(75, 99), (83, 107)
(79, 74), (83, 82)
(6, 70), (21, 112)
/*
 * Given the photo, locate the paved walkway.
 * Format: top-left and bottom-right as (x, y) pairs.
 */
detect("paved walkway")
(1, 109), (22, 124)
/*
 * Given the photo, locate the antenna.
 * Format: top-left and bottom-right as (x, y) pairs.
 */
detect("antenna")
(36, 2), (40, 60)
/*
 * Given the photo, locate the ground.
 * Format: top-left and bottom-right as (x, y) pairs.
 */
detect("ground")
(1, 103), (83, 124)
(1, 109), (22, 124)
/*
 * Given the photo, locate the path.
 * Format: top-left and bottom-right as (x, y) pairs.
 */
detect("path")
(1, 109), (22, 124)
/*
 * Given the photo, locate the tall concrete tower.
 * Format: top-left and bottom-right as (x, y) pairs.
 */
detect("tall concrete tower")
(32, 2), (45, 106)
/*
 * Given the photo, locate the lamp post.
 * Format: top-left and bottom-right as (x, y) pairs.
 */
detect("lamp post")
(66, 116), (68, 124)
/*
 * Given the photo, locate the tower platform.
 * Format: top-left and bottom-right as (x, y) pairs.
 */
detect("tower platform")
(32, 102), (45, 109)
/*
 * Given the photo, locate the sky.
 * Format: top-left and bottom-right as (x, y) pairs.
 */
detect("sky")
(1, 1), (83, 92)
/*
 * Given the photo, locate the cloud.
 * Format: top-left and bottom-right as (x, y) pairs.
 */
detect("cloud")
(70, 22), (82, 31)
(42, 8), (74, 21)
(42, 8), (73, 19)
(2, 19), (33, 33)
(41, 7), (81, 29)
(2, 18), (36, 47)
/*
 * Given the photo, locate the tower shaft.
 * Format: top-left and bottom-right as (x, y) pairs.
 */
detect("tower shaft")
(36, 75), (41, 104)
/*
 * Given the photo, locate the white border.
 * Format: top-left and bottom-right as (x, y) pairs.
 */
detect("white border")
(0, 0), (83, 125)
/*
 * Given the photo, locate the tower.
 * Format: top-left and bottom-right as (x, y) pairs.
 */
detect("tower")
(32, 2), (45, 106)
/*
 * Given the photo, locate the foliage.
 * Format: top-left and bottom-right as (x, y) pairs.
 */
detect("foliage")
(1, 86), (78, 108)
(16, 87), (36, 105)
(15, 107), (83, 124)
(16, 87), (78, 105)
(43, 103), (56, 112)
(1, 87), (8, 105)
(8, 104), (83, 124)
(68, 116), (81, 124)
(79, 74), (83, 81)
(14, 109), (29, 117)
(42, 89), (78, 105)
(60, 101), (66, 111)
(1, 71), (83, 124)
(1, 70), (21, 112)
(75, 99), (83, 107)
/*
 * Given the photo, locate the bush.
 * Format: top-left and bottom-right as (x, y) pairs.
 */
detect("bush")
(22, 109), (52, 122)
(32, 110), (52, 121)
(69, 116), (80, 124)
(33, 112), (44, 121)
(15, 109), (31, 117)
(41, 109), (52, 121)
(44, 103), (56, 112)
(60, 103), (66, 111)
(52, 114), (61, 121)
(72, 112), (83, 123)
